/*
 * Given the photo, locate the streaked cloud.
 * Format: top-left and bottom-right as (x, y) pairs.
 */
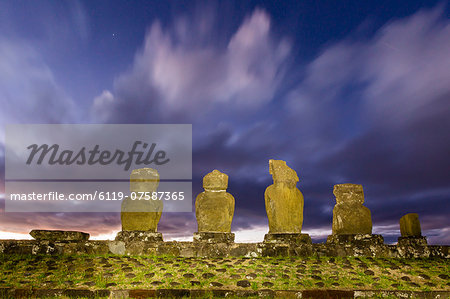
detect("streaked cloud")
(0, 39), (78, 126)
(91, 9), (291, 122)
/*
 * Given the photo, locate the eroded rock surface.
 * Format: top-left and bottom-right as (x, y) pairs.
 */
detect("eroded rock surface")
(30, 230), (89, 241)
(265, 160), (304, 233)
(331, 184), (372, 235)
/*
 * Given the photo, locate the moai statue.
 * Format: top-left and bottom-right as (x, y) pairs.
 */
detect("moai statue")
(400, 213), (421, 237)
(331, 184), (372, 235)
(398, 213), (427, 246)
(327, 184), (383, 246)
(194, 170), (235, 243)
(264, 160), (311, 244)
(116, 168), (163, 242)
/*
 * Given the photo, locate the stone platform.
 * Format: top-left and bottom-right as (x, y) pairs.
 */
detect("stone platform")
(264, 233), (312, 245)
(326, 234), (384, 245)
(115, 231), (163, 243)
(398, 236), (428, 246)
(0, 239), (448, 258)
(193, 232), (235, 243)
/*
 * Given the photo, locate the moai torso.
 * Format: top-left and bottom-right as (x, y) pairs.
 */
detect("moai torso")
(121, 168), (163, 232)
(195, 170), (235, 232)
(265, 160), (304, 233)
(399, 213), (422, 237)
(332, 184), (372, 235)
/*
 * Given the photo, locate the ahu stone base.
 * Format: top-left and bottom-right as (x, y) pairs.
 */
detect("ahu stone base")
(193, 232), (235, 243)
(398, 236), (428, 246)
(397, 236), (430, 258)
(1, 239), (448, 258)
(325, 234), (386, 256)
(326, 234), (384, 245)
(264, 233), (312, 245)
(115, 231), (163, 243)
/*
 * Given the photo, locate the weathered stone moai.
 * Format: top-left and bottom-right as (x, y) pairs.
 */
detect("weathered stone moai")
(327, 184), (383, 246)
(194, 170), (235, 243)
(116, 168), (163, 242)
(331, 184), (372, 235)
(398, 213), (427, 246)
(264, 160), (311, 244)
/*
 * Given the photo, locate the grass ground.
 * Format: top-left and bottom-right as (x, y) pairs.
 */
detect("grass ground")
(0, 254), (449, 292)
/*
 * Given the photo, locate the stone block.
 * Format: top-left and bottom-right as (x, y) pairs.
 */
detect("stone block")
(326, 234), (384, 245)
(264, 233), (312, 245)
(29, 230), (89, 241)
(115, 231), (163, 243)
(398, 236), (427, 246)
(193, 232), (235, 243)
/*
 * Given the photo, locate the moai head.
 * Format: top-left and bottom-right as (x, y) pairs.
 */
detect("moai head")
(333, 183), (364, 205)
(203, 170), (228, 191)
(269, 159), (299, 187)
(130, 168), (160, 192)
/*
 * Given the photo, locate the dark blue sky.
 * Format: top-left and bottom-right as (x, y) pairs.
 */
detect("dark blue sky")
(0, 0), (449, 243)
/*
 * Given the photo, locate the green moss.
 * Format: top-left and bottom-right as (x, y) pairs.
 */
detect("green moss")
(0, 254), (449, 292)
